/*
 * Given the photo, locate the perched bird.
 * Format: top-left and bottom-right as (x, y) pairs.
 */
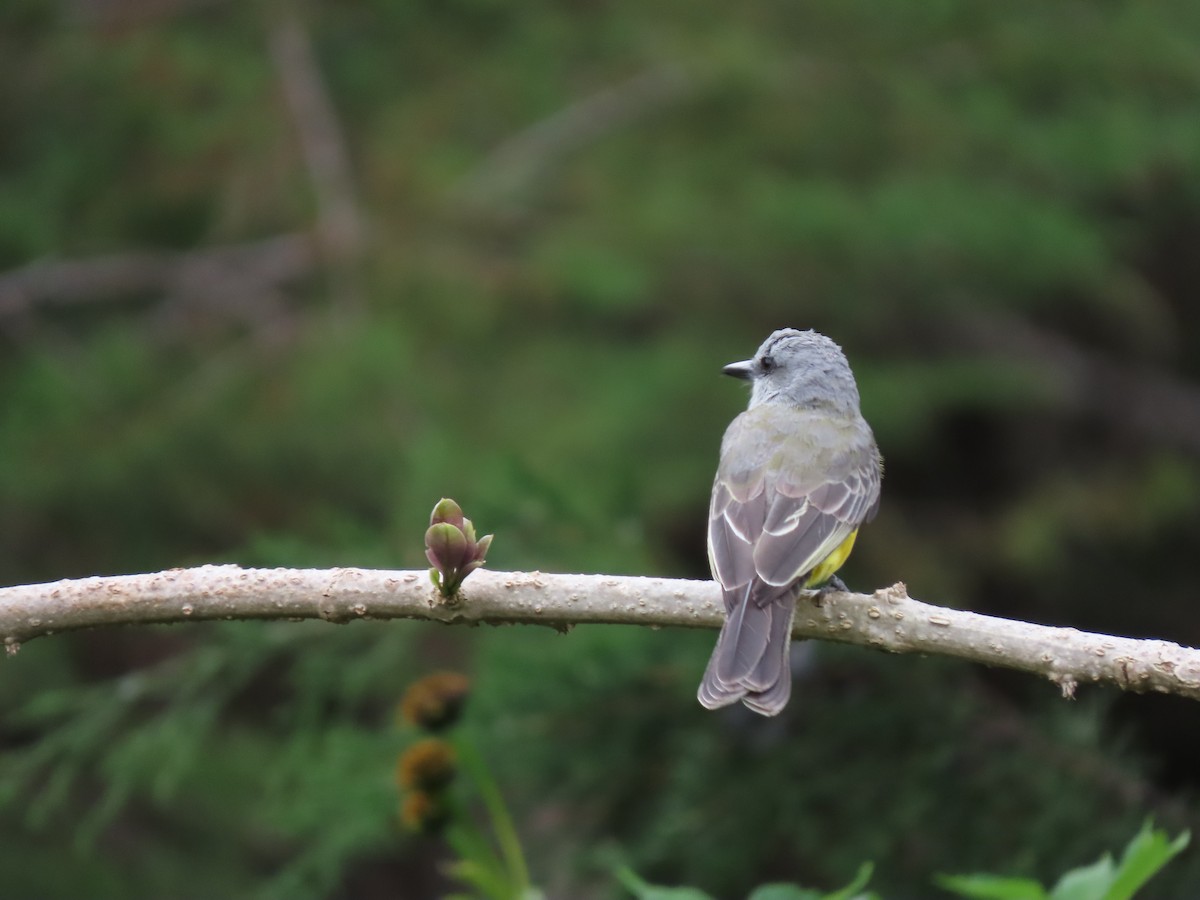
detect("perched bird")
(699, 329), (882, 716)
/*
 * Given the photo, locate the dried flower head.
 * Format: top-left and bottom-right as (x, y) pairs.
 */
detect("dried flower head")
(400, 789), (451, 834)
(396, 737), (458, 791)
(400, 671), (472, 731)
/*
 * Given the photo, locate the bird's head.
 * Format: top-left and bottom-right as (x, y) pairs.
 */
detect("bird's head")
(724, 328), (861, 413)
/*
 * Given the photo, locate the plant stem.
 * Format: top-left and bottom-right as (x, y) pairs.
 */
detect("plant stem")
(456, 736), (532, 894)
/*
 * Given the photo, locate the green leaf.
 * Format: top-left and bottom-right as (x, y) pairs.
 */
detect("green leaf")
(474, 532), (494, 562)
(445, 858), (514, 900)
(1102, 821), (1191, 900)
(1048, 855), (1115, 900)
(615, 865), (717, 900)
(444, 823), (511, 899)
(430, 497), (465, 527)
(938, 822), (1192, 900)
(426, 522), (469, 569)
(935, 873), (1049, 900)
(746, 884), (821, 900)
(739, 863), (879, 900)
(825, 862), (879, 900)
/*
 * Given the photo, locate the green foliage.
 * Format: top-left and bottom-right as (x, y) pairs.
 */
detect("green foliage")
(620, 826), (1188, 900)
(938, 822), (1190, 900)
(4, 0), (1200, 896)
(618, 861), (877, 900)
(398, 672), (540, 900)
(617, 866), (718, 900)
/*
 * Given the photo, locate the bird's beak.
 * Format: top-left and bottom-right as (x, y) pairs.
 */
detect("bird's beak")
(722, 359), (754, 380)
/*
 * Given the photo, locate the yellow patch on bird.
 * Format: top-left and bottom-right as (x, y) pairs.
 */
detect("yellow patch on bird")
(804, 528), (859, 587)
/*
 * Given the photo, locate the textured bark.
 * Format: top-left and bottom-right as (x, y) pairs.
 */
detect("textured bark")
(1, 566), (1198, 701)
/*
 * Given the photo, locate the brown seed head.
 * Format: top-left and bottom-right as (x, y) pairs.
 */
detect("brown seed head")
(396, 737), (457, 791)
(400, 789), (451, 834)
(400, 671), (471, 731)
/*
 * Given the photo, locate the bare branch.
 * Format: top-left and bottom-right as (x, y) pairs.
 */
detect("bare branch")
(1, 15), (365, 331)
(66, 0), (233, 26)
(2, 566), (1198, 702)
(268, 13), (366, 263)
(956, 310), (1200, 453)
(0, 233), (316, 321)
(454, 64), (695, 210)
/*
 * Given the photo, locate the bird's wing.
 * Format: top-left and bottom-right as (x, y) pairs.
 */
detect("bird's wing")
(708, 407), (881, 598)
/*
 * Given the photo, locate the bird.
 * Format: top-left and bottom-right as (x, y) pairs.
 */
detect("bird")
(698, 328), (882, 716)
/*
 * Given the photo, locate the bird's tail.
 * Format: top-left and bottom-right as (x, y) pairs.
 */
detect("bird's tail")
(697, 586), (795, 716)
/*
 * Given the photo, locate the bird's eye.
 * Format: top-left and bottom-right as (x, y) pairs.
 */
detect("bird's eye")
(759, 355), (775, 372)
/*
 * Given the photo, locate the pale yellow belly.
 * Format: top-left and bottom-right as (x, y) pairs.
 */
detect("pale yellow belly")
(803, 528), (859, 588)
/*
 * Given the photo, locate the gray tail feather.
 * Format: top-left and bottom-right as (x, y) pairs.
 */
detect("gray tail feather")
(697, 654), (745, 709)
(697, 588), (795, 716)
(746, 599), (794, 691)
(715, 585), (772, 684)
(741, 599), (794, 715)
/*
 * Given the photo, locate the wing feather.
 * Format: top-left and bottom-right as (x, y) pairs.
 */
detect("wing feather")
(702, 404), (882, 715)
(707, 483), (764, 599)
(710, 406), (882, 590)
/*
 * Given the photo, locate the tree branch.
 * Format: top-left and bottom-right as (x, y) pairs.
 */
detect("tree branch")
(0, 233), (316, 320)
(454, 64), (694, 211)
(954, 309), (1200, 453)
(2, 566), (1198, 701)
(268, 13), (366, 263)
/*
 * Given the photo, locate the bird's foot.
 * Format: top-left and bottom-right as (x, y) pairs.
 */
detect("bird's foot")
(808, 575), (849, 606)
(823, 574), (849, 593)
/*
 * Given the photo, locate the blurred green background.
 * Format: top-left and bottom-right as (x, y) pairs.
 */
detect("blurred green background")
(3, 0), (1200, 896)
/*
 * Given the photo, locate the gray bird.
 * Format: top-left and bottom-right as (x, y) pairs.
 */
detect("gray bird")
(699, 329), (882, 716)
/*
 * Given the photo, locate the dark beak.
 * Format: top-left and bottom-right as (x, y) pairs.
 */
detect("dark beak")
(722, 359), (754, 380)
